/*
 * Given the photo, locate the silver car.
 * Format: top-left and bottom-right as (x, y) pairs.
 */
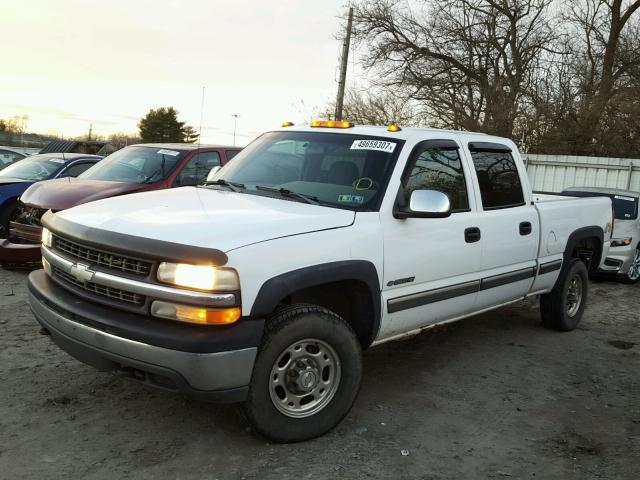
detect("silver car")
(563, 187), (640, 283)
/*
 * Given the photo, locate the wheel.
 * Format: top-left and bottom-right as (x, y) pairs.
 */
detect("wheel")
(540, 258), (589, 331)
(621, 247), (640, 284)
(0, 201), (19, 239)
(244, 303), (362, 443)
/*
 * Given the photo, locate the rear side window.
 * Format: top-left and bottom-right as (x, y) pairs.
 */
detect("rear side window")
(402, 146), (469, 211)
(469, 149), (524, 209)
(225, 150), (240, 161)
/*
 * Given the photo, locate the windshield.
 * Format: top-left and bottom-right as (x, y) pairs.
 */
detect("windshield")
(0, 154), (66, 181)
(79, 146), (186, 183)
(212, 131), (403, 210)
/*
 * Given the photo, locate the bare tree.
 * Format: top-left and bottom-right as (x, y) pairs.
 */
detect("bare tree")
(319, 88), (427, 126)
(351, 0), (560, 138)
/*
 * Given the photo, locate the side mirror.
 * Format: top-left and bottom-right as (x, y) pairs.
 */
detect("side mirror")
(394, 189), (451, 219)
(206, 166), (222, 182)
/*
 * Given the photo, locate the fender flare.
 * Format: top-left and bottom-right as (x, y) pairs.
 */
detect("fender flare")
(250, 260), (381, 344)
(563, 226), (604, 273)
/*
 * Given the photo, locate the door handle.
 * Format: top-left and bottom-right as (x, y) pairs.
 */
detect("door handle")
(465, 227), (481, 243)
(519, 222), (532, 236)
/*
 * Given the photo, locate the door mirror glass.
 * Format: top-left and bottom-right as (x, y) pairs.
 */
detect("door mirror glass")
(399, 189), (451, 218)
(206, 165), (222, 182)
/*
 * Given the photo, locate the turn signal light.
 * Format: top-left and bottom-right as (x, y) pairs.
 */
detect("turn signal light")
(310, 120), (354, 129)
(387, 123), (402, 132)
(151, 301), (241, 325)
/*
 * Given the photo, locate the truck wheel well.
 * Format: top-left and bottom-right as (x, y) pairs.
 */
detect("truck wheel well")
(278, 280), (376, 348)
(570, 236), (602, 273)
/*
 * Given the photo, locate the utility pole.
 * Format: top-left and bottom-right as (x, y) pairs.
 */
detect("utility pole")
(231, 114), (240, 146)
(88, 124), (93, 141)
(334, 7), (354, 121)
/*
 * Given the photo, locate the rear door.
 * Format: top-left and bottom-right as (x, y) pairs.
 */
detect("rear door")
(463, 141), (538, 309)
(379, 138), (482, 338)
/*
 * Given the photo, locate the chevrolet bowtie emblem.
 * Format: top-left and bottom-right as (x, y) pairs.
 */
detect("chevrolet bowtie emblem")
(69, 263), (95, 283)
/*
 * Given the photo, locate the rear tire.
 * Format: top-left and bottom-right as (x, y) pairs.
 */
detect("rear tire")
(244, 303), (362, 443)
(540, 258), (589, 331)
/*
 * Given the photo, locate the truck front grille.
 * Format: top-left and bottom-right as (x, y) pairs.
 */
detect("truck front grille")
(53, 235), (152, 276)
(53, 267), (146, 305)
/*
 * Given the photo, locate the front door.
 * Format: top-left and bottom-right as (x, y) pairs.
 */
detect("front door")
(379, 139), (482, 339)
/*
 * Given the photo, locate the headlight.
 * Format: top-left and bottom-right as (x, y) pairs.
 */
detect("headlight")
(157, 262), (239, 291)
(41, 227), (52, 248)
(611, 237), (632, 247)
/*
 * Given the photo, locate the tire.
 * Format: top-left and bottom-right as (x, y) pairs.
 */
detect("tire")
(540, 258), (589, 331)
(244, 303), (362, 443)
(621, 247), (640, 284)
(0, 201), (19, 239)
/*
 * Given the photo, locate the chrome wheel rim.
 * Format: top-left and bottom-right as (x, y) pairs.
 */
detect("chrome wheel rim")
(269, 338), (341, 418)
(566, 274), (583, 317)
(627, 249), (640, 281)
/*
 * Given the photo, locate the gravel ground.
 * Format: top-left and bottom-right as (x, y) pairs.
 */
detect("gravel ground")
(1, 266), (639, 479)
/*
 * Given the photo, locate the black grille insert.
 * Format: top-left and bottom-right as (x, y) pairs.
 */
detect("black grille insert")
(53, 267), (145, 305)
(53, 235), (152, 276)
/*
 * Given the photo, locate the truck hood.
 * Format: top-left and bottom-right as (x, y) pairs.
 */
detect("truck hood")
(56, 187), (356, 252)
(20, 178), (148, 211)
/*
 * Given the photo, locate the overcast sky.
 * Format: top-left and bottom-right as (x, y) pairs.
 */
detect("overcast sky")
(1, 0), (356, 146)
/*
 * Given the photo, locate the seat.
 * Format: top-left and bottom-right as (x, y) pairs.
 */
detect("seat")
(328, 161), (359, 186)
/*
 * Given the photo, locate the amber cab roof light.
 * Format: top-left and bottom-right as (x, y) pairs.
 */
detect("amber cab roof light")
(387, 123), (402, 132)
(281, 121), (295, 127)
(310, 120), (354, 129)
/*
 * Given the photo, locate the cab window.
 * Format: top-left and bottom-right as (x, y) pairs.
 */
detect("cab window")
(174, 151), (221, 186)
(469, 148), (524, 209)
(402, 145), (469, 211)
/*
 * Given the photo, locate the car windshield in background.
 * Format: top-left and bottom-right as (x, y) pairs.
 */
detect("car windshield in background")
(212, 131), (403, 211)
(0, 155), (66, 181)
(611, 195), (639, 220)
(79, 146), (186, 184)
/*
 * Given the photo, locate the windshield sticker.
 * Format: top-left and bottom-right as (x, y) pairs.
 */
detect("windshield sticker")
(338, 194), (364, 204)
(157, 149), (180, 157)
(48, 158), (66, 164)
(614, 195), (635, 202)
(350, 139), (396, 153)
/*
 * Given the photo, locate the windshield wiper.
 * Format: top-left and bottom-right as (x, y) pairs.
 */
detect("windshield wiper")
(203, 179), (245, 193)
(255, 185), (320, 205)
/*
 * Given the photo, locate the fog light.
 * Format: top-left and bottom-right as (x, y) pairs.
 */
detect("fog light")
(151, 301), (241, 325)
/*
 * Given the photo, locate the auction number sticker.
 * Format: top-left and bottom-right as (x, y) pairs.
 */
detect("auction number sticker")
(350, 139), (396, 153)
(48, 158), (65, 164)
(157, 149), (180, 156)
(614, 195), (635, 202)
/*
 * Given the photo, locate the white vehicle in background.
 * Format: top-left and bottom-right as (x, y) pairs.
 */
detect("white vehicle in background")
(29, 122), (613, 442)
(563, 187), (640, 283)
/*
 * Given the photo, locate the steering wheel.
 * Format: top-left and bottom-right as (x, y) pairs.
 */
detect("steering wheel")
(352, 177), (378, 191)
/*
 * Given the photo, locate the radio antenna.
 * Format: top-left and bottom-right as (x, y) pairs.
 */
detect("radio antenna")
(198, 86), (205, 148)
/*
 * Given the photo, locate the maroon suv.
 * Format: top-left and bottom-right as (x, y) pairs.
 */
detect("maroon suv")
(1, 143), (240, 264)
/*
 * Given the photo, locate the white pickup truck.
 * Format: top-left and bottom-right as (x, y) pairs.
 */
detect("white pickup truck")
(29, 122), (613, 442)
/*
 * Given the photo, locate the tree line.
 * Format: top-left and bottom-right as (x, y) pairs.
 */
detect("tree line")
(334, 0), (640, 157)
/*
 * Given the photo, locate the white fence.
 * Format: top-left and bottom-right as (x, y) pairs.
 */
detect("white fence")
(523, 153), (640, 193)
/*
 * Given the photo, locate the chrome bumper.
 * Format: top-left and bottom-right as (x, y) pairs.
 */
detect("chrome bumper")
(29, 289), (257, 392)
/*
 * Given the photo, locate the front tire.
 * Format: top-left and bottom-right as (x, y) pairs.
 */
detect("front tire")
(540, 258), (589, 331)
(244, 304), (362, 443)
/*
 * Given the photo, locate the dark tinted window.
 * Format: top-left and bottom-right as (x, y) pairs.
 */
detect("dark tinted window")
(470, 150), (524, 209)
(225, 150), (240, 161)
(175, 151), (221, 186)
(403, 147), (469, 211)
(61, 162), (95, 178)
